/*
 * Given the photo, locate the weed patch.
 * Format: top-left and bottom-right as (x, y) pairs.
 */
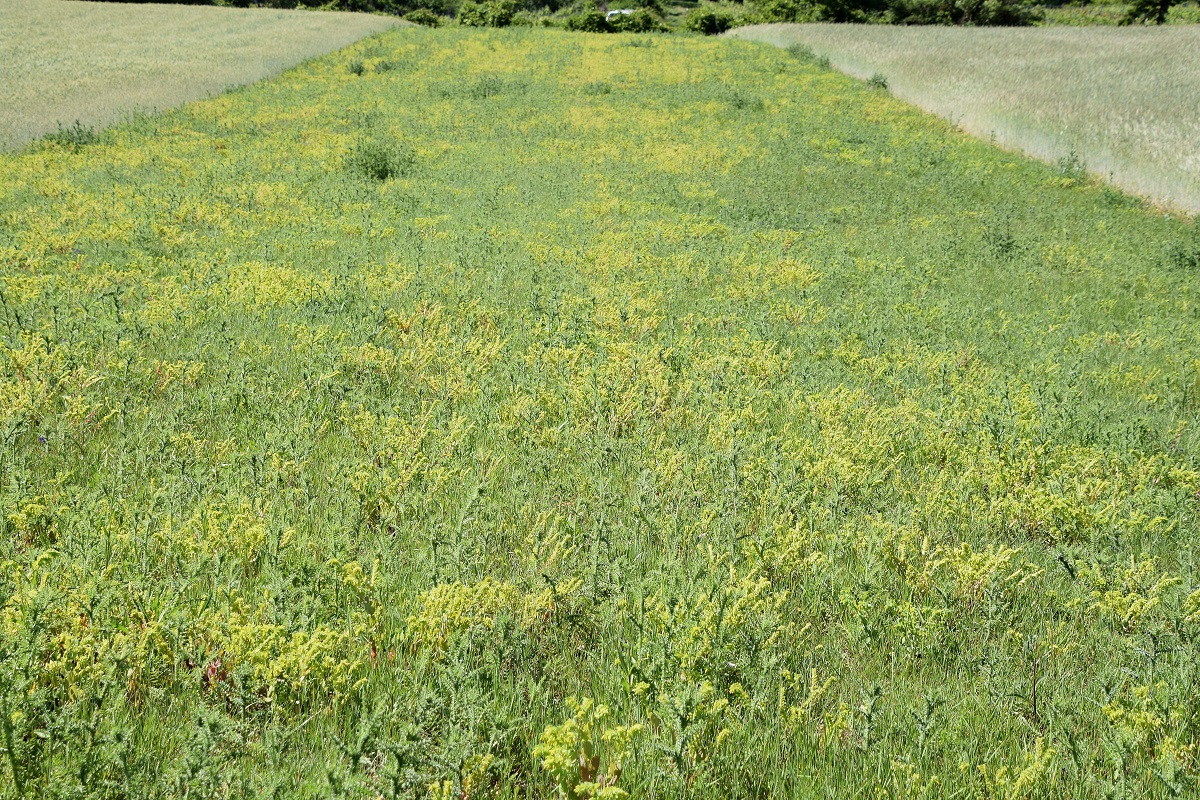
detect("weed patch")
(345, 136), (415, 181)
(1166, 222), (1200, 269)
(40, 120), (99, 150)
(2, 26), (1200, 799)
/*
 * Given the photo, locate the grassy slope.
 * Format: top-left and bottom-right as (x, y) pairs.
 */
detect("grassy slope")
(0, 0), (398, 150)
(2, 26), (1200, 798)
(729, 23), (1200, 215)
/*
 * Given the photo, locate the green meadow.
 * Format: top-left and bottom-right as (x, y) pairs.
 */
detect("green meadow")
(2, 25), (1200, 798)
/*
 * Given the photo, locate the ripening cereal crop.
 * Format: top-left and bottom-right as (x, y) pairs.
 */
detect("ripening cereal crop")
(2, 25), (1200, 799)
(730, 22), (1200, 214)
(0, 0), (399, 151)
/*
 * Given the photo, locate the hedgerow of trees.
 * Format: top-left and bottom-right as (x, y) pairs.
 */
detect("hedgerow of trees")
(74, 0), (1188, 33)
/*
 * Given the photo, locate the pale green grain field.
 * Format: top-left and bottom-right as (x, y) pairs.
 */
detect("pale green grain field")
(730, 23), (1200, 214)
(0, 0), (399, 151)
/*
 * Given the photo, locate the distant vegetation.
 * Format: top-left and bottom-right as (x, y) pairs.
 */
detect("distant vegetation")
(1039, 0), (1200, 22)
(70, 0), (1200, 26)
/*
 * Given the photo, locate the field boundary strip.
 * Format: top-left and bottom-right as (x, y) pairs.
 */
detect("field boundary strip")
(729, 22), (1200, 214)
(0, 0), (402, 151)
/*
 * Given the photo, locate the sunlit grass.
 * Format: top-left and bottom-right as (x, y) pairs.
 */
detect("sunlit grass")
(2, 25), (1200, 798)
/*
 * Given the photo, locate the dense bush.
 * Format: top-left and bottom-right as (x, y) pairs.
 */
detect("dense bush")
(752, 0), (824, 22)
(565, 7), (613, 30)
(345, 136), (415, 181)
(785, 41), (831, 67)
(685, 5), (736, 33)
(887, 0), (1038, 24)
(40, 120), (100, 151)
(1121, 0), (1179, 22)
(457, 0), (516, 26)
(614, 7), (668, 30)
(567, 7), (666, 32)
(1167, 223), (1200, 270)
(743, 0), (1037, 23)
(404, 7), (441, 25)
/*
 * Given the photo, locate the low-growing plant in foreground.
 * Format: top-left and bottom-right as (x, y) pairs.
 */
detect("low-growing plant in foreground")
(1, 24), (1199, 799)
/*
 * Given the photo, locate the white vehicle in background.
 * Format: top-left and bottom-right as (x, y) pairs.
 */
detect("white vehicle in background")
(605, 8), (634, 21)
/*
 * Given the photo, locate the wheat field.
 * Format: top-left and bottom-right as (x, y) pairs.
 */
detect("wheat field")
(730, 23), (1200, 214)
(0, 0), (399, 151)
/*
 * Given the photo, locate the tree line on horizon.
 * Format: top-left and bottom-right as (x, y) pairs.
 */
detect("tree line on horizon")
(70, 0), (1189, 28)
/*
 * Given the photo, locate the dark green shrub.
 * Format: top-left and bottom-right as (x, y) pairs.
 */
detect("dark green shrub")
(866, 72), (888, 90)
(566, 8), (613, 31)
(787, 42), (813, 59)
(611, 8), (667, 31)
(42, 121), (99, 150)
(1122, 0), (1177, 23)
(487, 0), (515, 26)
(755, 0), (822, 22)
(467, 75), (524, 99)
(457, 0), (515, 26)
(346, 137), (415, 181)
(566, 6), (664, 32)
(1166, 224), (1200, 270)
(727, 90), (764, 111)
(1056, 150), (1087, 185)
(983, 211), (1019, 259)
(888, 0), (1037, 24)
(404, 7), (441, 25)
(347, 60), (366, 76)
(456, 1), (488, 25)
(786, 42), (831, 67)
(685, 6), (735, 33)
(885, 0), (951, 22)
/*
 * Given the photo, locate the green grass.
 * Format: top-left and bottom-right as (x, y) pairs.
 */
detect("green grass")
(729, 22), (1200, 215)
(0, 0), (399, 151)
(2, 25), (1200, 798)
(1037, 1), (1200, 24)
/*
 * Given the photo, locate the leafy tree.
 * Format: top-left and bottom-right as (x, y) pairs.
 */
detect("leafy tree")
(1121, 0), (1176, 24)
(565, 7), (613, 31)
(404, 7), (441, 25)
(685, 6), (735, 33)
(754, 0), (824, 22)
(888, 0), (1038, 24)
(457, 0), (516, 26)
